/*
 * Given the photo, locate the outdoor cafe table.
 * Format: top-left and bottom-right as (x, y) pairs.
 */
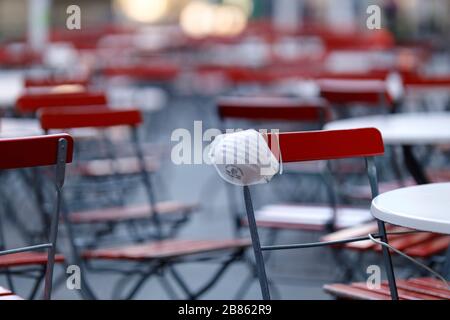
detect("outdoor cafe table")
(371, 182), (450, 276)
(324, 112), (450, 184)
(372, 182), (450, 235)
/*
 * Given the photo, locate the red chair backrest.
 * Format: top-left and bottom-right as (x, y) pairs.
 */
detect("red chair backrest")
(102, 63), (179, 82)
(24, 76), (89, 88)
(317, 69), (390, 81)
(267, 128), (384, 162)
(319, 79), (392, 106)
(0, 44), (41, 67)
(218, 96), (330, 123)
(0, 134), (73, 170)
(16, 91), (107, 114)
(39, 106), (142, 130)
(403, 73), (450, 88)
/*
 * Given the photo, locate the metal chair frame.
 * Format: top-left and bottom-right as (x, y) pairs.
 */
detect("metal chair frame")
(0, 134), (73, 299)
(38, 107), (249, 300)
(240, 128), (399, 300)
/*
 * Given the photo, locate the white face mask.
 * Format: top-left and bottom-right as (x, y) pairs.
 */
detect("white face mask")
(208, 129), (282, 186)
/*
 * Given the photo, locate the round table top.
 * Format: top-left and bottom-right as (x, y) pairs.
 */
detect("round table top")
(0, 71), (24, 109)
(324, 112), (450, 145)
(371, 182), (450, 234)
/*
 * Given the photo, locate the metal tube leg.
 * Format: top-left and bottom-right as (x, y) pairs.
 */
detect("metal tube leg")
(190, 252), (242, 299)
(443, 245), (450, 280)
(43, 138), (67, 300)
(243, 186), (271, 300)
(377, 220), (399, 300)
(402, 145), (429, 185)
(43, 187), (62, 300)
(28, 271), (45, 300)
(157, 274), (180, 300)
(122, 264), (161, 300)
(366, 157), (399, 300)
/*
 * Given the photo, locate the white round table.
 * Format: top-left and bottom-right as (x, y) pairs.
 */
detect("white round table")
(324, 112), (450, 184)
(324, 112), (450, 145)
(0, 71), (24, 109)
(371, 182), (450, 234)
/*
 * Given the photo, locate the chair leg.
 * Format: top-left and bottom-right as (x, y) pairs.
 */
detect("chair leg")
(376, 220), (399, 300)
(4, 268), (16, 293)
(443, 245), (450, 280)
(234, 256), (281, 300)
(43, 188), (64, 300)
(157, 274), (180, 300)
(168, 265), (195, 299)
(243, 186), (271, 300)
(190, 252), (243, 299)
(123, 264), (161, 300)
(28, 271), (45, 300)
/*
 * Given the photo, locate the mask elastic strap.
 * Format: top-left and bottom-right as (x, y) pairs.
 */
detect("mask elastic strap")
(368, 233), (449, 289)
(276, 132), (283, 175)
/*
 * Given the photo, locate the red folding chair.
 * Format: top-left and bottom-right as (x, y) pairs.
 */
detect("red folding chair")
(323, 277), (449, 300)
(39, 107), (249, 299)
(16, 91), (142, 183)
(39, 106), (195, 239)
(218, 96), (330, 123)
(24, 75), (90, 89)
(0, 43), (40, 67)
(318, 78), (396, 114)
(16, 91), (107, 115)
(403, 73), (450, 90)
(0, 134), (74, 299)
(235, 128), (399, 299)
(102, 62), (180, 83)
(402, 72), (450, 111)
(218, 97), (372, 233)
(320, 221), (450, 284)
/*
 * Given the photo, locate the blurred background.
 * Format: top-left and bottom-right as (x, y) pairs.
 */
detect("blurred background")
(1, 0), (449, 43)
(0, 0), (449, 300)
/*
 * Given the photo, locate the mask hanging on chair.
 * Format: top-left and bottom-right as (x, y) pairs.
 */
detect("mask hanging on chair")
(208, 129), (282, 186)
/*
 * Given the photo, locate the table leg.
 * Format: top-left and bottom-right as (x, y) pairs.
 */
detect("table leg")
(443, 245), (450, 280)
(402, 145), (429, 185)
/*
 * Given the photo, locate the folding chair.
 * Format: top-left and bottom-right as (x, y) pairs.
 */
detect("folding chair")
(39, 107), (250, 299)
(16, 90), (107, 115)
(102, 62), (179, 83)
(323, 277), (449, 300)
(318, 78), (397, 114)
(321, 221), (450, 282)
(0, 134), (74, 299)
(24, 75), (89, 89)
(218, 97), (372, 234)
(0, 43), (40, 67)
(403, 73), (450, 91)
(323, 181), (450, 300)
(39, 106), (195, 241)
(238, 128), (399, 299)
(402, 72), (450, 112)
(16, 90), (164, 185)
(319, 78), (410, 203)
(217, 99), (383, 290)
